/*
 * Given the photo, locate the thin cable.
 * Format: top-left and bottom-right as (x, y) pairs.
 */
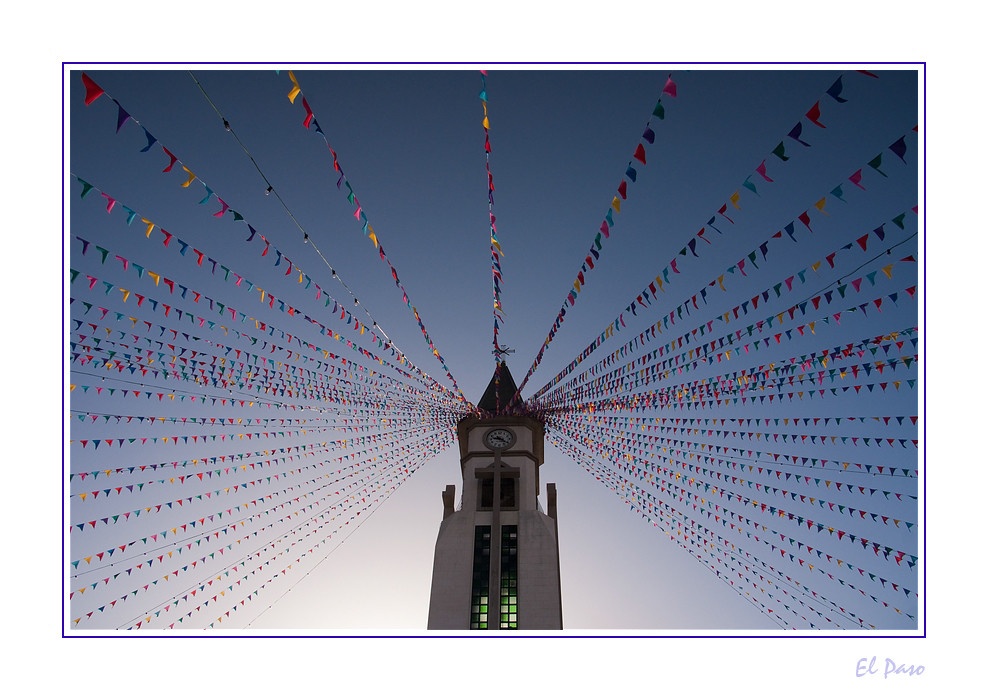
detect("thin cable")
(188, 71), (442, 397)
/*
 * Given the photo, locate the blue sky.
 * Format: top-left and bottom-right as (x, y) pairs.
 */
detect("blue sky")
(66, 66), (920, 633)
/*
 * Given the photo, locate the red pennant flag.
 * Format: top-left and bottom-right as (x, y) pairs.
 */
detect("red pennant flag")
(617, 181), (628, 199)
(81, 73), (104, 105)
(806, 101), (826, 128)
(162, 148), (179, 173)
(633, 143), (647, 165)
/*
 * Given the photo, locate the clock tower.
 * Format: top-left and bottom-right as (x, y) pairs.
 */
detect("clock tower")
(426, 363), (563, 630)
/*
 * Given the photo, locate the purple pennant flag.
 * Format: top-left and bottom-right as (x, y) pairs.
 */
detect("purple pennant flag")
(889, 136), (908, 163)
(115, 102), (131, 133)
(642, 126), (655, 144)
(788, 122), (812, 146)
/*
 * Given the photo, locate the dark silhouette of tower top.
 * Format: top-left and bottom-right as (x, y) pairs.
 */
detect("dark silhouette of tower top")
(477, 362), (523, 414)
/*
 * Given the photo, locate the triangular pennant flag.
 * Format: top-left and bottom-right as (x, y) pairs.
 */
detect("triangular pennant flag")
(771, 142), (789, 161)
(662, 74), (677, 97)
(788, 122), (812, 146)
(633, 143), (647, 165)
(868, 154), (888, 177)
(806, 101), (826, 128)
(826, 76), (848, 103)
(889, 136), (908, 163)
(115, 103), (131, 133)
(287, 71), (302, 103)
(81, 73), (104, 105)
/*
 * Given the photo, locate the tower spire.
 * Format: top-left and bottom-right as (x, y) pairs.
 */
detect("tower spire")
(477, 362), (522, 415)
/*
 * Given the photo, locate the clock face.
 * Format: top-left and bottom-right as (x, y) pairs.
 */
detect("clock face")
(484, 428), (515, 449)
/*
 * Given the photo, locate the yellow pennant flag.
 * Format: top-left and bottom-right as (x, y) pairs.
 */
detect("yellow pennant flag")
(142, 218), (155, 237)
(730, 191), (741, 209)
(180, 166), (196, 188)
(287, 71), (301, 103)
(815, 197), (829, 215)
(611, 197), (621, 212)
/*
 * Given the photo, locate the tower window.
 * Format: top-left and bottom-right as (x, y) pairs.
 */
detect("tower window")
(500, 525), (518, 629)
(478, 472), (518, 510)
(469, 526), (491, 629)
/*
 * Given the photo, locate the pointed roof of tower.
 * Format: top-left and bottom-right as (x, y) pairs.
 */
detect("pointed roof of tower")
(477, 362), (522, 414)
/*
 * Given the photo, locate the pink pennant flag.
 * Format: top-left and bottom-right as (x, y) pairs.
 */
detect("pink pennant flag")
(755, 160), (773, 182)
(849, 169), (865, 189)
(663, 74), (677, 97)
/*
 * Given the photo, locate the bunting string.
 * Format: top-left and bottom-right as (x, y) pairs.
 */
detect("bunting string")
(71, 69), (919, 631)
(77, 72), (459, 410)
(275, 70), (469, 405)
(531, 126), (918, 403)
(479, 72), (507, 358)
(516, 74), (679, 395)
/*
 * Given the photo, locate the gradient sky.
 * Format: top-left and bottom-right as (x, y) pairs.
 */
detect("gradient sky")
(66, 65), (920, 633)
